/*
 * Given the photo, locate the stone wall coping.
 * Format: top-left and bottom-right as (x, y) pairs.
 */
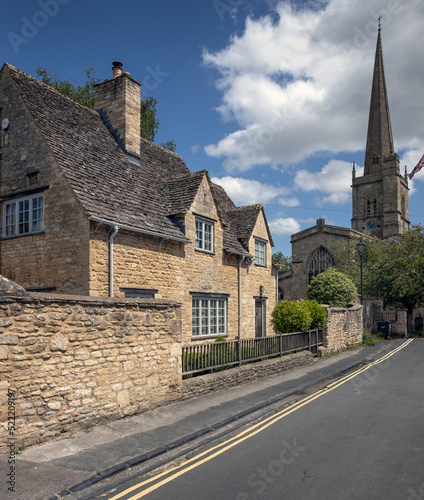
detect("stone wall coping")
(0, 292), (181, 309)
(322, 304), (363, 312)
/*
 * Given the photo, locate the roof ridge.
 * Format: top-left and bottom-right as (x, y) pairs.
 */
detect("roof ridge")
(139, 136), (185, 160)
(227, 203), (263, 212)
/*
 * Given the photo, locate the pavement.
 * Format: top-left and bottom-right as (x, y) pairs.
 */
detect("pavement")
(0, 339), (401, 500)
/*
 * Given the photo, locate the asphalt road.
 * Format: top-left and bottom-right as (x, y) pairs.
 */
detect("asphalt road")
(95, 339), (424, 500)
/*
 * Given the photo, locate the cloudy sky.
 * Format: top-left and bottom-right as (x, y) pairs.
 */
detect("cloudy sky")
(2, 0), (424, 255)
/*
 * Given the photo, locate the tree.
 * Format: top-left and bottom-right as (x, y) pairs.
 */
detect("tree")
(307, 268), (357, 307)
(273, 251), (292, 271)
(36, 67), (174, 146)
(35, 66), (100, 109)
(160, 139), (177, 152)
(140, 96), (159, 142)
(337, 225), (424, 332)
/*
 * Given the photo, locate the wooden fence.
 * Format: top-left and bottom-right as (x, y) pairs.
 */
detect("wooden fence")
(182, 329), (323, 375)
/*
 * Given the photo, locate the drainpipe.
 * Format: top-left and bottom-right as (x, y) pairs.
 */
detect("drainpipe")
(108, 225), (119, 297)
(238, 255), (246, 339)
(275, 263), (282, 303)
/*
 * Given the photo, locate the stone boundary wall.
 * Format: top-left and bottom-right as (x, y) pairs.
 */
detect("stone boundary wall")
(320, 304), (363, 354)
(0, 293), (182, 452)
(182, 351), (314, 400)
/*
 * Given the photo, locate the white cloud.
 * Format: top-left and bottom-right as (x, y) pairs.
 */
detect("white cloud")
(211, 175), (289, 204)
(203, 0), (424, 172)
(294, 160), (364, 205)
(268, 217), (301, 235)
(278, 196), (300, 207)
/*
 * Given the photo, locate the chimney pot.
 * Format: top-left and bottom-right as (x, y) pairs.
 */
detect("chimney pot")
(112, 61), (123, 78)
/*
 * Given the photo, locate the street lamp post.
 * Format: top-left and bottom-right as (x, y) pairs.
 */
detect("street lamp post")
(357, 238), (366, 305)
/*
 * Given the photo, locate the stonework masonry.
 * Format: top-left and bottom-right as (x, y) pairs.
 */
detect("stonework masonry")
(0, 67), (90, 294)
(0, 287), (363, 452)
(0, 65), (277, 344)
(0, 293), (182, 452)
(94, 72), (141, 158)
(320, 304), (363, 355)
(88, 173), (277, 343)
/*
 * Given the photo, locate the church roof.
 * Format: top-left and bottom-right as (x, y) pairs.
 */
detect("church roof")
(364, 29), (395, 175)
(2, 63), (268, 256)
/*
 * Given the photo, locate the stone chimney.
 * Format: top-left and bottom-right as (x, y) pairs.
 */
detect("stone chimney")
(94, 61), (141, 160)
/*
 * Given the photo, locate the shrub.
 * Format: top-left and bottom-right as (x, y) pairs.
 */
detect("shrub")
(272, 300), (312, 333)
(303, 300), (327, 329)
(307, 268), (357, 307)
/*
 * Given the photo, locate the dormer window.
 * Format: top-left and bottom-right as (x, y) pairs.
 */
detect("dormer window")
(195, 217), (214, 253)
(3, 194), (44, 237)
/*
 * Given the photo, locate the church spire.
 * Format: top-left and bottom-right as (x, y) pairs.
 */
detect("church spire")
(364, 27), (395, 176)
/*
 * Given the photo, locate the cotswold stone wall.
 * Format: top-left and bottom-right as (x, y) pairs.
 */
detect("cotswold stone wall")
(321, 304), (363, 354)
(0, 293), (182, 452)
(182, 351), (314, 400)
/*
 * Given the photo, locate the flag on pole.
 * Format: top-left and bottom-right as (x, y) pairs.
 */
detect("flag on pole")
(409, 153), (424, 180)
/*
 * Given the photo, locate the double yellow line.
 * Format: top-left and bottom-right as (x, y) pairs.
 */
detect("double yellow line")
(109, 339), (413, 500)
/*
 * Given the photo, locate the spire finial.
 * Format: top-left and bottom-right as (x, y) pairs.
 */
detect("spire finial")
(378, 15), (382, 31)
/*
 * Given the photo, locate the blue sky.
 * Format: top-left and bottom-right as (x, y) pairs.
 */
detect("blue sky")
(2, 0), (424, 256)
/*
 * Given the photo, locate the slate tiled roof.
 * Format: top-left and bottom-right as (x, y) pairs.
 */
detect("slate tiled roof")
(166, 171), (206, 216)
(225, 204), (275, 248)
(4, 63), (273, 255)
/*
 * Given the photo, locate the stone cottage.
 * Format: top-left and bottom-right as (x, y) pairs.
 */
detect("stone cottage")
(0, 62), (277, 343)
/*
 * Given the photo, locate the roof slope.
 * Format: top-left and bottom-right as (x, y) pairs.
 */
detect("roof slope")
(5, 63), (190, 240)
(4, 63), (273, 254)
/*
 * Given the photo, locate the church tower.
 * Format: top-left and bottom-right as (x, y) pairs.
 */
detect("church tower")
(351, 28), (410, 238)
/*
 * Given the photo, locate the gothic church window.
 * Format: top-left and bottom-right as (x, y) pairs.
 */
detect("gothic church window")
(308, 247), (335, 284)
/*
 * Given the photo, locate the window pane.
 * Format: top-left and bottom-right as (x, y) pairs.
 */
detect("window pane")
(32, 196), (44, 232)
(201, 300), (209, 335)
(210, 300), (217, 334)
(195, 220), (203, 249)
(5, 203), (16, 236)
(255, 241), (266, 266)
(192, 298), (227, 337)
(204, 224), (212, 251)
(192, 299), (200, 336)
(3, 195), (44, 237)
(195, 219), (214, 252)
(18, 199), (30, 234)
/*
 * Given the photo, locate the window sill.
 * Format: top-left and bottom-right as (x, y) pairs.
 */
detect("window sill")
(191, 334), (228, 341)
(195, 248), (215, 255)
(1, 230), (45, 240)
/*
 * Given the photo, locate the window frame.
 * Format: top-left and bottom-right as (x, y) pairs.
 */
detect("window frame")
(191, 294), (228, 339)
(3, 193), (45, 238)
(195, 217), (214, 253)
(254, 239), (267, 267)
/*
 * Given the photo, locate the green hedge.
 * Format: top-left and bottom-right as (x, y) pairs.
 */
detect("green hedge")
(272, 300), (326, 334)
